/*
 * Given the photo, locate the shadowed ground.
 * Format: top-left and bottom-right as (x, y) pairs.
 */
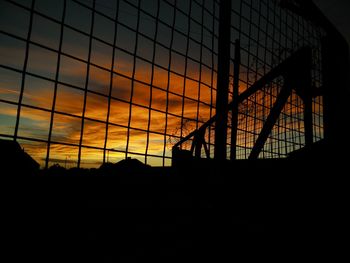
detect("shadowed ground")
(2, 149), (347, 261)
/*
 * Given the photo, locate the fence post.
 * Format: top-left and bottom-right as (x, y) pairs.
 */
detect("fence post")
(215, 0), (232, 160)
(230, 39), (241, 160)
(322, 35), (350, 148)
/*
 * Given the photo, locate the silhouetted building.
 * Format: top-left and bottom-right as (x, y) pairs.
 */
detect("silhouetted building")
(0, 139), (39, 175)
(99, 157), (151, 175)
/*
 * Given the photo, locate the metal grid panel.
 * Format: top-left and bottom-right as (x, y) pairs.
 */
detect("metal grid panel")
(0, 0), (220, 167)
(0, 0), (325, 168)
(229, 0), (324, 159)
(174, 0), (325, 160)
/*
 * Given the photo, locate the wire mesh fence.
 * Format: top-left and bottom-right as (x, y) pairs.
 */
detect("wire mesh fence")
(228, 0), (324, 160)
(0, 0), (324, 168)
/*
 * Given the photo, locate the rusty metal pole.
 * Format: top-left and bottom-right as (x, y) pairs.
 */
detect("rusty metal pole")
(215, 0), (232, 160)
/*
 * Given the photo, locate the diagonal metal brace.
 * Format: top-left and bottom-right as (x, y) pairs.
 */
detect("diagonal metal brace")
(249, 85), (292, 160)
(191, 127), (210, 158)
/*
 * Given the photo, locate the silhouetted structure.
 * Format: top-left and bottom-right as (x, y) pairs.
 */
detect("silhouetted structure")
(281, 0), (350, 155)
(1, 1), (349, 261)
(173, 0), (349, 163)
(0, 138), (39, 175)
(1, 0), (346, 168)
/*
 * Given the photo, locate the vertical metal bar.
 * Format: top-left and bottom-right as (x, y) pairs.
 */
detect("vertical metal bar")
(162, 0), (177, 166)
(194, 134), (202, 158)
(145, 0), (160, 165)
(125, 0), (141, 160)
(180, 0), (192, 141)
(321, 36), (332, 143)
(103, 0), (120, 164)
(14, 0), (36, 141)
(214, 0), (231, 160)
(77, 0), (96, 168)
(304, 92), (313, 147)
(302, 48), (313, 147)
(230, 39), (240, 160)
(208, 0), (216, 158)
(46, 0), (67, 169)
(321, 35), (350, 147)
(196, 0), (205, 130)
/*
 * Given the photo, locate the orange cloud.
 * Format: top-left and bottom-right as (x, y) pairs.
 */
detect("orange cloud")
(0, 44), (223, 168)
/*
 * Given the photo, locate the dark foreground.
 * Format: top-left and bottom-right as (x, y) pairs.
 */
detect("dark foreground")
(2, 155), (347, 262)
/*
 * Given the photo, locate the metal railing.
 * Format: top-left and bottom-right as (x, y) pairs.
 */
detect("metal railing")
(173, 45), (323, 160)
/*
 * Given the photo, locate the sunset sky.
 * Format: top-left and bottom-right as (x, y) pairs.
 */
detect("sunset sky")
(0, 0), (337, 168)
(0, 0), (218, 168)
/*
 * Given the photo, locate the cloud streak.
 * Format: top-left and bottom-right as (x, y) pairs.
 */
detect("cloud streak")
(1, 54), (215, 167)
